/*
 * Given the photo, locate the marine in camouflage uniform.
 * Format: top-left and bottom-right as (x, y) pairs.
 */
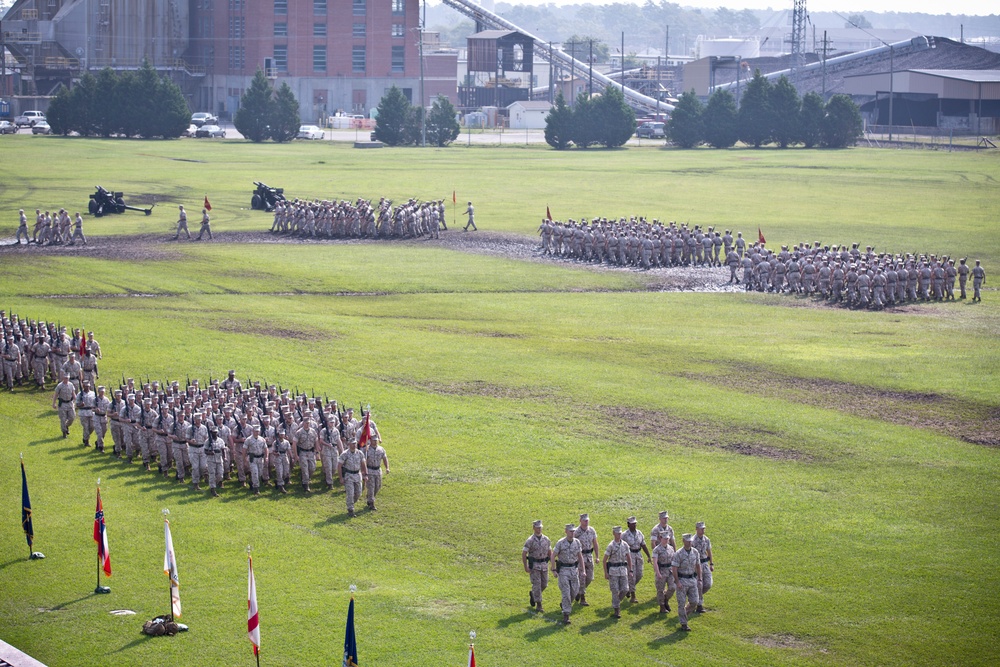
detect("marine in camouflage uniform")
(573, 513), (600, 606)
(693, 521), (714, 610)
(603, 526), (633, 619)
(551, 524), (585, 624)
(621, 517), (650, 602)
(243, 424), (267, 495)
(652, 532), (677, 613)
(52, 374), (76, 437)
(671, 534), (702, 631)
(294, 419), (319, 492)
(337, 438), (367, 516)
(522, 520), (551, 613)
(364, 439), (388, 511)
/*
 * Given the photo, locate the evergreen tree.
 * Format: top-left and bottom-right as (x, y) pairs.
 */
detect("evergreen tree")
(702, 88), (738, 148)
(153, 74), (192, 139)
(270, 82), (301, 142)
(403, 105), (424, 146)
(769, 75), (801, 147)
(373, 86), (413, 146)
(115, 71), (140, 137)
(234, 69), (275, 143)
(45, 87), (73, 136)
(799, 92), (825, 148)
(666, 90), (704, 148)
(593, 85), (635, 148)
(738, 69), (772, 148)
(570, 93), (598, 149)
(71, 73), (99, 137)
(133, 60), (161, 138)
(544, 91), (573, 149)
(93, 68), (122, 138)
(425, 95), (460, 146)
(822, 94), (863, 148)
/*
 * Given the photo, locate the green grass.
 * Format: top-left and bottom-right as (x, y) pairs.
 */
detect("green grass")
(0, 137), (998, 667)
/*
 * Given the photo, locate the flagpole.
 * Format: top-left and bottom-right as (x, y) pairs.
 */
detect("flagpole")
(163, 509), (173, 621)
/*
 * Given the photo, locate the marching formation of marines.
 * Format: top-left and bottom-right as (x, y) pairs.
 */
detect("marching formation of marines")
(735, 243), (987, 307)
(61, 369), (388, 514)
(537, 218), (987, 305)
(524, 512), (715, 630)
(268, 197), (447, 239)
(539, 218), (742, 269)
(13, 208), (88, 246)
(1, 313), (101, 392)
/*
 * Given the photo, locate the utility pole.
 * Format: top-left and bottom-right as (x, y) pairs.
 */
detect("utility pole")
(567, 40), (577, 106)
(838, 12), (894, 141)
(548, 41), (553, 104)
(820, 30), (831, 99)
(418, 19), (426, 146)
(588, 39), (593, 98)
(621, 31), (625, 93)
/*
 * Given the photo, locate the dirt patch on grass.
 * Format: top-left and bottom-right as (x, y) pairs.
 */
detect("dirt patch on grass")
(374, 375), (555, 400)
(679, 371), (1000, 448)
(753, 634), (815, 649)
(602, 406), (810, 460)
(426, 325), (524, 338)
(212, 318), (328, 341)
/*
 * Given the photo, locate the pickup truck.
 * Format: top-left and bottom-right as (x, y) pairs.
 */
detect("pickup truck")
(15, 110), (46, 127)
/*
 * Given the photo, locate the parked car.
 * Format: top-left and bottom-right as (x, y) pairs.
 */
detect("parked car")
(181, 124), (198, 137)
(636, 121), (666, 139)
(195, 124), (225, 138)
(297, 124), (325, 140)
(0, 120), (16, 134)
(191, 112), (218, 127)
(31, 121), (52, 135)
(15, 110), (46, 127)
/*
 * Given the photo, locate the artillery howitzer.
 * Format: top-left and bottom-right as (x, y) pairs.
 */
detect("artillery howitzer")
(251, 182), (286, 212)
(88, 186), (154, 217)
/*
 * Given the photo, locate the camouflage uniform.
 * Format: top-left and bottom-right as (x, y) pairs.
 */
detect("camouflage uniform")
(603, 533), (632, 615)
(53, 378), (76, 437)
(551, 531), (583, 620)
(523, 526), (551, 612)
(364, 443), (388, 509)
(671, 540), (701, 629)
(573, 519), (599, 603)
(621, 525), (647, 595)
(338, 446), (366, 514)
(652, 539), (677, 611)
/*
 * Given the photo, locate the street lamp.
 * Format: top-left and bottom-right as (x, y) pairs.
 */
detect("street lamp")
(838, 13), (894, 141)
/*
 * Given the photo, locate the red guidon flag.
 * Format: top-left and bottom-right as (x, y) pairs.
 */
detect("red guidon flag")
(546, 206), (552, 221)
(248, 553), (260, 656)
(357, 411), (371, 448)
(758, 227), (766, 245)
(203, 195), (212, 212)
(94, 485), (111, 576)
(468, 644), (476, 667)
(79, 329), (87, 358)
(452, 190), (457, 204)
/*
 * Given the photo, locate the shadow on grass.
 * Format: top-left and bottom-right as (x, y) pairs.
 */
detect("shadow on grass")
(523, 614), (566, 641)
(0, 558), (28, 572)
(109, 635), (155, 654)
(29, 435), (63, 447)
(496, 610), (533, 628)
(316, 513), (352, 526)
(648, 626), (691, 646)
(49, 593), (96, 611)
(630, 609), (669, 630)
(579, 613), (618, 635)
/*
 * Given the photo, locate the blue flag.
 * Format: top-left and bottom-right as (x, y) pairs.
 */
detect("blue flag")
(343, 597), (358, 667)
(21, 459), (33, 548)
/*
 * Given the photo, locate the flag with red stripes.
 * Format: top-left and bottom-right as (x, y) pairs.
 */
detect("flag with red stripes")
(204, 195), (212, 212)
(758, 227), (766, 245)
(248, 553), (260, 655)
(357, 411), (371, 448)
(94, 486), (111, 577)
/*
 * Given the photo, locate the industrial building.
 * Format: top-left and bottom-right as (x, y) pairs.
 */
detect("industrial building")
(0, 0), (455, 120)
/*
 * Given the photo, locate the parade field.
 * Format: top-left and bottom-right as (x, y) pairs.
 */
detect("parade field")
(0, 137), (998, 667)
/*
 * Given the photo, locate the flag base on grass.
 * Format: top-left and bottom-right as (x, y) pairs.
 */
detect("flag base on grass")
(29, 552), (45, 560)
(95, 585), (111, 594)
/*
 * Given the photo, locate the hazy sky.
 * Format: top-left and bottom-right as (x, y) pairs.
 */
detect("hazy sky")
(448, 0), (998, 15)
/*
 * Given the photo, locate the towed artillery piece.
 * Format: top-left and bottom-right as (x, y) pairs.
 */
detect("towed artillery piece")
(88, 185), (154, 217)
(251, 182), (286, 212)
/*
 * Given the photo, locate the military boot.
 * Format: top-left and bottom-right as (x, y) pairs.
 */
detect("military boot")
(659, 602), (667, 614)
(278, 486), (288, 494)
(210, 488), (219, 498)
(579, 594), (589, 607)
(562, 612), (571, 624)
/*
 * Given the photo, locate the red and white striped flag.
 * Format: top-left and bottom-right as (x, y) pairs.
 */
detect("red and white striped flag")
(357, 411), (371, 448)
(164, 518), (181, 618)
(248, 553), (260, 655)
(468, 644), (476, 667)
(94, 486), (111, 577)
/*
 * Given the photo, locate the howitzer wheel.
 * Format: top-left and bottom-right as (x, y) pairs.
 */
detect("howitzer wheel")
(94, 206), (104, 218)
(251, 194), (262, 210)
(88, 199), (98, 215)
(115, 197), (126, 214)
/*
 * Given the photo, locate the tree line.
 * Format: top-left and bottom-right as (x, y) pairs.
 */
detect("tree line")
(667, 71), (864, 149)
(544, 85), (636, 149)
(234, 69), (302, 143)
(46, 61), (189, 138)
(373, 87), (461, 147)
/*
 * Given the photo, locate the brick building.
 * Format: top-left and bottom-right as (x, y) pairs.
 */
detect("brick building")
(189, 0), (424, 120)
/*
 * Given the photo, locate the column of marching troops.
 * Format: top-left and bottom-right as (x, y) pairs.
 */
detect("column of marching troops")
(268, 197), (452, 239)
(12, 208), (89, 246)
(538, 217), (987, 305)
(523, 513), (714, 630)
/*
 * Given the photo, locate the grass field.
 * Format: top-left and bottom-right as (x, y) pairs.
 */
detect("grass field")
(0, 137), (998, 667)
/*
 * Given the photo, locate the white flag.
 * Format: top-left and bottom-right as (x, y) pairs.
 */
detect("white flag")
(163, 518), (181, 617)
(248, 554), (260, 654)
